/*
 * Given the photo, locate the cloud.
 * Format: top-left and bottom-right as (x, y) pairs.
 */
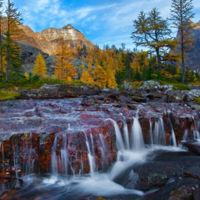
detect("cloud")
(15, 0), (200, 49)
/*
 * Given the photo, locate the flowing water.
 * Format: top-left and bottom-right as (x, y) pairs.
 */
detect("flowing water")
(0, 99), (199, 199)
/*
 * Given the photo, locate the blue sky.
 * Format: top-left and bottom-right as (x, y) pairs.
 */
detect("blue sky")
(12, 0), (200, 50)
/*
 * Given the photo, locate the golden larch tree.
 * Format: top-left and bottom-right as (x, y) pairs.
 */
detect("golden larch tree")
(32, 52), (47, 78)
(107, 68), (117, 88)
(93, 65), (107, 88)
(81, 70), (94, 85)
(54, 38), (77, 80)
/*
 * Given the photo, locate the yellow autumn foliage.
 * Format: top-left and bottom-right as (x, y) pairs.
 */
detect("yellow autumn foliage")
(54, 38), (77, 80)
(55, 62), (77, 80)
(0, 56), (7, 73)
(24, 72), (29, 79)
(93, 65), (107, 88)
(32, 52), (47, 78)
(81, 70), (94, 85)
(107, 68), (117, 88)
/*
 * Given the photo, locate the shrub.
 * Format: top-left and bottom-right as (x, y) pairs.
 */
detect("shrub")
(194, 97), (200, 104)
(172, 84), (191, 91)
(130, 81), (143, 89)
(0, 90), (21, 101)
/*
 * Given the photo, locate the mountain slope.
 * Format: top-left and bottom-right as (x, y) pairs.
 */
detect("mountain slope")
(175, 21), (200, 73)
(19, 24), (95, 55)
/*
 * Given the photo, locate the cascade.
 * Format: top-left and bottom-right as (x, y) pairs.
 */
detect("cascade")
(153, 118), (166, 145)
(106, 118), (125, 150)
(167, 110), (177, 147)
(121, 114), (130, 150)
(131, 117), (145, 151)
(183, 129), (188, 141)
(99, 133), (108, 171)
(1, 99), (200, 199)
(51, 132), (68, 175)
(193, 117), (200, 140)
(84, 132), (96, 177)
(149, 120), (153, 147)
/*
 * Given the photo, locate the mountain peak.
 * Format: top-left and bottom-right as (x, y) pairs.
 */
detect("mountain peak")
(62, 24), (74, 30)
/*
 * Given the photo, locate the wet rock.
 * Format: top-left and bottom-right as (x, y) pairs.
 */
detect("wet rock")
(131, 96), (146, 102)
(134, 162), (181, 191)
(181, 141), (200, 155)
(167, 89), (200, 103)
(81, 98), (95, 106)
(118, 96), (134, 104)
(141, 178), (200, 200)
(140, 80), (161, 89)
(16, 84), (101, 99)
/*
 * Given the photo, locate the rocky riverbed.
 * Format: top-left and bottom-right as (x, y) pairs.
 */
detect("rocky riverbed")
(0, 82), (200, 200)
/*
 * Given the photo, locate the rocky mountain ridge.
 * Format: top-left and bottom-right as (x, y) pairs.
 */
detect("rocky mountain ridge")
(19, 24), (95, 55)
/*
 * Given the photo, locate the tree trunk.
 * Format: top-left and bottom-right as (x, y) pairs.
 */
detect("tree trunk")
(181, 31), (185, 84)
(156, 48), (161, 71)
(5, 48), (9, 82)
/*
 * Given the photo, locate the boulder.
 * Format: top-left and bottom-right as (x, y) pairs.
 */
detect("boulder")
(16, 84), (101, 99)
(140, 81), (161, 89)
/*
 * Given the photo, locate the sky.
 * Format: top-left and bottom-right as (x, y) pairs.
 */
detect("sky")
(11, 0), (200, 50)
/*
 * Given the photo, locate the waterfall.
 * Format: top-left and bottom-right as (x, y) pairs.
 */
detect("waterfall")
(153, 118), (166, 145)
(84, 132), (96, 177)
(99, 134), (106, 170)
(183, 129), (188, 141)
(51, 135), (59, 175)
(193, 118), (200, 140)
(51, 132), (68, 175)
(121, 114), (130, 150)
(131, 117), (145, 151)
(167, 110), (177, 147)
(149, 120), (153, 147)
(106, 118), (125, 150)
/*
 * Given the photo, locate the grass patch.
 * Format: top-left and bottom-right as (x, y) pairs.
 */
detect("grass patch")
(189, 81), (200, 86)
(194, 97), (200, 104)
(0, 90), (21, 101)
(0, 73), (67, 90)
(172, 83), (191, 91)
(69, 80), (87, 86)
(130, 81), (144, 89)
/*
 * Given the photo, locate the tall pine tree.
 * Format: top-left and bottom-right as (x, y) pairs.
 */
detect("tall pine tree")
(170, 0), (194, 83)
(5, 0), (23, 81)
(0, 0), (4, 75)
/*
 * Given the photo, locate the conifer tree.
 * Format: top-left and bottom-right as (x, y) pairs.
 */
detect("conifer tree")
(5, 0), (23, 81)
(32, 52), (47, 78)
(170, 0), (194, 83)
(107, 68), (117, 88)
(93, 65), (107, 88)
(81, 70), (94, 85)
(0, 0), (4, 75)
(54, 38), (77, 80)
(131, 8), (178, 71)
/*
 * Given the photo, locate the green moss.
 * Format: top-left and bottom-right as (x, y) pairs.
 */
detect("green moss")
(96, 198), (106, 200)
(147, 173), (168, 183)
(130, 81), (144, 89)
(0, 90), (21, 101)
(172, 84), (191, 91)
(194, 97), (200, 104)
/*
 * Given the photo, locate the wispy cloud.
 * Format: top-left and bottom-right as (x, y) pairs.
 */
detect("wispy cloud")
(14, 0), (200, 49)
